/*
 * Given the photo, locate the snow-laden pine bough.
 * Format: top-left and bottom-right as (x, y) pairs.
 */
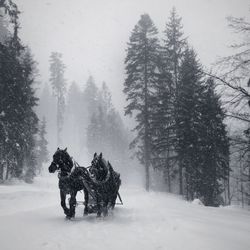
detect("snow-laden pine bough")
(48, 148), (122, 219)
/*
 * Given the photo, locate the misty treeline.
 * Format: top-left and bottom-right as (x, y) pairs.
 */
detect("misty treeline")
(0, 1), (48, 183)
(38, 72), (131, 175)
(0, 0), (132, 184)
(124, 7), (250, 207)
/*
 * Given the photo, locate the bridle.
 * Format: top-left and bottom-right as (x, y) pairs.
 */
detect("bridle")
(89, 157), (110, 184)
(50, 151), (72, 174)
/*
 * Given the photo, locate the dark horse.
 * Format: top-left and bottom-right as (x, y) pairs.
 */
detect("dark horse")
(89, 152), (121, 217)
(48, 148), (90, 219)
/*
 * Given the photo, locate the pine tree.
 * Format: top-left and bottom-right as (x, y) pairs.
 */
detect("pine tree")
(124, 14), (159, 191)
(0, 2), (38, 181)
(64, 82), (82, 150)
(81, 76), (99, 148)
(100, 82), (113, 113)
(163, 7), (187, 194)
(150, 52), (175, 192)
(163, 7), (186, 88)
(87, 106), (107, 156)
(0, 9), (9, 43)
(175, 47), (205, 199)
(87, 82), (129, 169)
(36, 117), (49, 174)
(83, 76), (99, 120)
(198, 79), (230, 206)
(36, 83), (57, 153)
(49, 52), (66, 146)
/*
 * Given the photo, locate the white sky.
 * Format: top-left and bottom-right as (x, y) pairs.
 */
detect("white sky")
(15, 0), (250, 115)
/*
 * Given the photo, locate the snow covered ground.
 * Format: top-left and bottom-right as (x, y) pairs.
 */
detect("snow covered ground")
(0, 175), (250, 250)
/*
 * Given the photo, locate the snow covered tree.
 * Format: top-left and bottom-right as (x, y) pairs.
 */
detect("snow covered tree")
(83, 76), (99, 120)
(49, 52), (66, 146)
(174, 48), (230, 205)
(0, 1), (39, 181)
(163, 7), (186, 88)
(175, 47), (205, 200)
(36, 117), (49, 174)
(100, 82), (113, 113)
(36, 83), (57, 152)
(67, 82), (82, 118)
(87, 106), (107, 156)
(197, 78), (230, 206)
(0, 9), (9, 43)
(87, 82), (129, 165)
(163, 7), (187, 194)
(63, 82), (83, 150)
(150, 64), (175, 192)
(80, 76), (99, 148)
(124, 14), (160, 191)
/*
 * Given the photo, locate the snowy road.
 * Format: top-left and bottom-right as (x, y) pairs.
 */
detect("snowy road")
(0, 176), (250, 250)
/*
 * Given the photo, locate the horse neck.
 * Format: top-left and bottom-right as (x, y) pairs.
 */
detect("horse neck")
(96, 161), (108, 181)
(59, 157), (72, 174)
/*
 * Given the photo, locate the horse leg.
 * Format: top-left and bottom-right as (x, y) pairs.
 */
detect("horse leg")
(103, 199), (108, 217)
(96, 196), (102, 217)
(83, 186), (89, 216)
(111, 192), (117, 209)
(60, 189), (70, 216)
(68, 190), (77, 218)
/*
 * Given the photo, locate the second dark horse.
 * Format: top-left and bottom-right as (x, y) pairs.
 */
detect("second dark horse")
(48, 148), (90, 219)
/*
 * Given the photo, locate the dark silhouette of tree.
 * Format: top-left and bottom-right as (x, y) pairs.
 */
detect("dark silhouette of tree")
(49, 52), (66, 146)
(124, 14), (160, 191)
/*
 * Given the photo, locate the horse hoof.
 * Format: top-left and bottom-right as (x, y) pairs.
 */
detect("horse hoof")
(103, 207), (108, 217)
(65, 213), (75, 220)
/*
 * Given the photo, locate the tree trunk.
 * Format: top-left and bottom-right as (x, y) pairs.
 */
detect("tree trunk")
(248, 167), (250, 206)
(57, 97), (61, 146)
(145, 150), (150, 191)
(163, 166), (171, 193)
(179, 165), (183, 195)
(144, 34), (150, 191)
(227, 170), (231, 205)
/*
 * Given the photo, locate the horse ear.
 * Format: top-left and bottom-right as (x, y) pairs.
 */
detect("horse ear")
(64, 147), (67, 152)
(99, 152), (102, 159)
(94, 152), (97, 158)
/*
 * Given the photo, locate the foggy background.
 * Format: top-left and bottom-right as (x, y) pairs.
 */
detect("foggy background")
(10, 0), (249, 188)
(16, 0), (249, 113)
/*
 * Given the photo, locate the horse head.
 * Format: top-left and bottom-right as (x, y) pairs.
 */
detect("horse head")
(48, 147), (73, 174)
(89, 152), (108, 181)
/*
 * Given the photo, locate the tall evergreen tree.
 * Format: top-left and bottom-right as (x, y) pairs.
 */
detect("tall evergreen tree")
(198, 79), (230, 206)
(175, 47), (205, 199)
(36, 117), (49, 174)
(124, 14), (159, 191)
(163, 7), (186, 88)
(150, 63), (175, 192)
(163, 7), (187, 194)
(87, 82), (128, 165)
(83, 76), (99, 119)
(49, 52), (66, 146)
(81, 76), (99, 148)
(0, 1), (38, 181)
(0, 9), (9, 43)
